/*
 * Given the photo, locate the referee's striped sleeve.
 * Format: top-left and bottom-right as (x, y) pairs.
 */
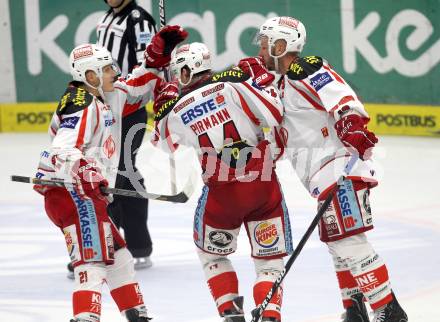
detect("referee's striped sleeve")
(134, 17), (156, 63)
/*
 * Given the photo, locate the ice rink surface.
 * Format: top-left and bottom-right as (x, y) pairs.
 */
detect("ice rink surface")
(0, 133), (439, 322)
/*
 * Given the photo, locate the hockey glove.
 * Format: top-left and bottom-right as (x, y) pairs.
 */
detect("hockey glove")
(238, 56), (275, 88)
(334, 114), (378, 160)
(33, 184), (49, 196)
(153, 80), (179, 115)
(72, 158), (108, 201)
(144, 25), (188, 68)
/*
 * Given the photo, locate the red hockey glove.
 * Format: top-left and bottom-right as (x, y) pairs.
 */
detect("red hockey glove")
(144, 25), (188, 68)
(33, 184), (48, 196)
(238, 56), (275, 88)
(72, 158), (108, 200)
(334, 114), (378, 160)
(153, 80), (179, 114)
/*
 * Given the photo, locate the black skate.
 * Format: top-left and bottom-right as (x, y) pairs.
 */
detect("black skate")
(222, 296), (245, 322)
(372, 293), (408, 322)
(341, 293), (369, 322)
(125, 307), (153, 321)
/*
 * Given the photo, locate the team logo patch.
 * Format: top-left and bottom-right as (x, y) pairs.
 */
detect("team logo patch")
(279, 17), (299, 29)
(176, 44), (190, 54)
(103, 135), (116, 158)
(215, 93), (226, 106)
(208, 231), (233, 248)
(73, 45), (93, 61)
(254, 221), (280, 248)
(60, 116), (80, 129)
(310, 72), (333, 91)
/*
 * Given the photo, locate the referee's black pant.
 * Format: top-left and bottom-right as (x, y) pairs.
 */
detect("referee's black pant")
(107, 107), (152, 258)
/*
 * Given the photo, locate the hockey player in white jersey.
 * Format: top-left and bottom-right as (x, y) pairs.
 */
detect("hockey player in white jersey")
(153, 42), (292, 322)
(34, 25), (188, 322)
(248, 16), (408, 322)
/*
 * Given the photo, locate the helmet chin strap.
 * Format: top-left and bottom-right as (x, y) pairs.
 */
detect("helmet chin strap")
(84, 69), (106, 102)
(97, 86), (106, 102)
(274, 57), (280, 74)
(269, 40), (288, 74)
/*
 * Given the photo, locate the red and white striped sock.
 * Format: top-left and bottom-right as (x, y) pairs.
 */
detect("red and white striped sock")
(72, 290), (102, 321)
(253, 280), (282, 321)
(353, 263), (393, 310)
(336, 269), (363, 308)
(110, 282), (144, 312)
(207, 271), (239, 314)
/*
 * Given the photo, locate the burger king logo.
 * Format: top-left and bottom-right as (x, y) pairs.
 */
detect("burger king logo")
(254, 221), (279, 248)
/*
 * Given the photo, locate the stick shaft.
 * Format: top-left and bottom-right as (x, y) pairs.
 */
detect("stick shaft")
(11, 175), (189, 203)
(158, 0), (177, 193)
(250, 155), (359, 321)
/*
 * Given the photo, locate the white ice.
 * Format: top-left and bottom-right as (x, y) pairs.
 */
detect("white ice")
(0, 133), (439, 322)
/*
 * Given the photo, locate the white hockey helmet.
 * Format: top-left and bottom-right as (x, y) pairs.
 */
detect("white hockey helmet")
(69, 44), (114, 89)
(257, 16), (306, 57)
(170, 42), (211, 85)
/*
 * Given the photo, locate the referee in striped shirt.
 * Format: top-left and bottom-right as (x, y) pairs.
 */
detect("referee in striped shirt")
(98, 0), (156, 269)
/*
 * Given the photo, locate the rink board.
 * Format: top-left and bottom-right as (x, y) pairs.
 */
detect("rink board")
(366, 104), (440, 137)
(1, 102), (440, 136)
(0, 102), (155, 132)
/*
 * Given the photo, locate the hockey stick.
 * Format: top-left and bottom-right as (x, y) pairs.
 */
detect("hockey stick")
(158, 0), (178, 195)
(11, 170), (197, 203)
(250, 154), (359, 322)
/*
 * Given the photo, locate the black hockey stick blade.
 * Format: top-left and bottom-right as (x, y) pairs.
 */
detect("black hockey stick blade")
(249, 154), (359, 322)
(11, 170), (198, 203)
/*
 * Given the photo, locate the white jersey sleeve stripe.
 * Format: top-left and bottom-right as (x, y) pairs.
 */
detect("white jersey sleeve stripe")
(287, 80), (326, 111)
(299, 79), (320, 100)
(230, 85), (261, 126)
(240, 81), (283, 123)
(323, 65), (346, 84)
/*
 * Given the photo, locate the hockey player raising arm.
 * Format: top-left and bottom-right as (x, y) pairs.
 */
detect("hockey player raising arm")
(33, 25), (187, 322)
(152, 42), (292, 322)
(250, 16), (408, 322)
